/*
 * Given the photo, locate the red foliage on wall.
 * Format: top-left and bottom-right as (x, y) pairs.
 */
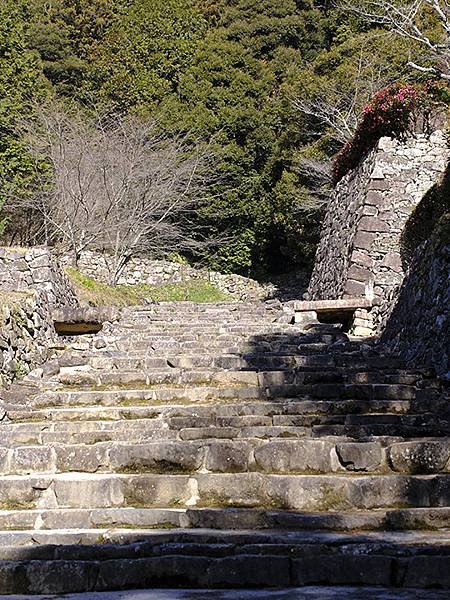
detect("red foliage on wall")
(332, 82), (447, 185)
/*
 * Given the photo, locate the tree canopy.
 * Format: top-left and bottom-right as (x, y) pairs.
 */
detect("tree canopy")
(0, 0), (444, 275)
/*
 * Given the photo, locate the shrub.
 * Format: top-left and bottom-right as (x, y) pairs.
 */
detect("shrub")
(332, 82), (448, 184)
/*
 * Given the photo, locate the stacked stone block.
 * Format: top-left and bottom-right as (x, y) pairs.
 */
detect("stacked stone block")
(0, 246), (77, 309)
(308, 131), (449, 334)
(0, 247), (78, 385)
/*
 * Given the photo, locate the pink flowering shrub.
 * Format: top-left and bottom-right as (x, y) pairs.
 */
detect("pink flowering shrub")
(332, 82), (446, 184)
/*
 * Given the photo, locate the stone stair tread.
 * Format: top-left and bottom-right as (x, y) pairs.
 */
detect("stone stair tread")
(0, 526), (450, 551)
(9, 399), (437, 420)
(1, 300), (448, 593)
(0, 472), (449, 512)
(0, 506), (448, 533)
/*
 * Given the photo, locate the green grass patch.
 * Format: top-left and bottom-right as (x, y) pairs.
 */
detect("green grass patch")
(66, 268), (231, 306)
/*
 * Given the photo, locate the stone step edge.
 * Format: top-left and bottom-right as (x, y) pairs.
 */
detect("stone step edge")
(0, 506), (448, 532)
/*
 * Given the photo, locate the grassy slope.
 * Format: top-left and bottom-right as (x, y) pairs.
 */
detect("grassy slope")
(65, 268), (232, 306)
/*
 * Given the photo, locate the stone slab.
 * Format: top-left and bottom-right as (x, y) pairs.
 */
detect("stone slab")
(293, 298), (373, 313)
(52, 307), (121, 325)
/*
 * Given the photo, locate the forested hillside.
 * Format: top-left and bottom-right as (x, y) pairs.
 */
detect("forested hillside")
(0, 0), (441, 277)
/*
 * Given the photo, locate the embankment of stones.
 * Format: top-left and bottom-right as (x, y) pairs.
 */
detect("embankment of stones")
(307, 131), (448, 334)
(381, 215), (449, 379)
(0, 247), (77, 384)
(0, 289), (57, 385)
(59, 251), (277, 301)
(0, 246), (77, 308)
(307, 130), (449, 377)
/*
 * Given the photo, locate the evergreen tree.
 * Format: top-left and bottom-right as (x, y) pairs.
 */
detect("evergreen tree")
(0, 0), (47, 233)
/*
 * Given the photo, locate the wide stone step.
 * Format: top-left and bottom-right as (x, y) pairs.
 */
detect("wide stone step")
(0, 528), (450, 592)
(6, 405), (446, 433)
(2, 414), (448, 446)
(12, 398), (438, 421)
(46, 374), (434, 404)
(54, 368), (263, 388)
(87, 354), (336, 371)
(0, 472), (449, 511)
(113, 343), (314, 355)
(0, 438), (447, 476)
(0, 505), (449, 532)
(33, 386), (267, 408)
(5, 405), (447, 433)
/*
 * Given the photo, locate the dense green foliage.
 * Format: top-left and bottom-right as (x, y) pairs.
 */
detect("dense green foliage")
(0, 0), (46, 233)
(1, 0), (445, 276)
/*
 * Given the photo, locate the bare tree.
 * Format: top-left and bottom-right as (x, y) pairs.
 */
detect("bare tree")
(296, 157), (333, 205)
(293, 50), (393, 144)
(8, 103), (219, 284)
(342, 0), (450, 79)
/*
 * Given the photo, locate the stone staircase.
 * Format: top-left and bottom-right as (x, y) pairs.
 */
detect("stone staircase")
(0, 301), (449, 594)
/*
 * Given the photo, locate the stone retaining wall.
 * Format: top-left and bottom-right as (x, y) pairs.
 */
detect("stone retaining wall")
(59, 251), (276, 301)
(0, 247), (77, 386)
(0, 247), (77, 308)
(0, 290), (57, 386)
(381, 217), (450, 378)
(307, 131), (449, 333)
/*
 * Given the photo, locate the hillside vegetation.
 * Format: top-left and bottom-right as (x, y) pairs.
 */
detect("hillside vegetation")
(0, 0), (446, 278)
(66, 269), (231, 306)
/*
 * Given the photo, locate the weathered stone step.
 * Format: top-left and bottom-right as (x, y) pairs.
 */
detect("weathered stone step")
(0, 472), (450, 511)
(1, 526), (450, 552)
(0, 438), (447, 476)
(48, 373), (434, 405)
(87, 354), (336, 371)
(2, 417), (448, 448)
(54, 368), (264, 388)
(12, 398), (438, 422)
(0, 528), (450, 592)
(33, 386), (267, 408)
(113, 342), (319, 356)
(0, 505), (448, 532)
(7, 405), (446, 435)
(33, 383), (439, 413)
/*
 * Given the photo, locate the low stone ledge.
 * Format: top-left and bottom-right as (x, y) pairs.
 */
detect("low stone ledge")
(51, 307), (121, 325)
(52, 307), (121, 336)
(293, 298), (373, 313)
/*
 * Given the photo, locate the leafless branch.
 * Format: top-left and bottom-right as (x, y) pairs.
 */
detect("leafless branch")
(342, 0), (450, 79)
(6, 102), (222, 284)
(293, 50), (391, 144)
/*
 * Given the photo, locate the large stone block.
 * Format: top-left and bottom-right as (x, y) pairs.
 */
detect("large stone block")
(208, 555), (290, 587)
(25, 561), (98, 594)
(292, 555), (393, 586)
(12, 447), (54, 475)
(108, 443), (203, 474)
(204, 442), (249, 473)
(402, 556), (450, 588)
(389, 441), (450, 474)
(123, 475), (191, 508)
(254, 440), (333, 474)
(336, 442), (383, 472)
(0, 562), (29, 594)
